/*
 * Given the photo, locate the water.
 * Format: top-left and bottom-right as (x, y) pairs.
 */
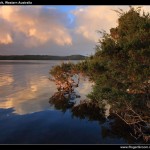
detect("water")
(0, 60), (139, 144)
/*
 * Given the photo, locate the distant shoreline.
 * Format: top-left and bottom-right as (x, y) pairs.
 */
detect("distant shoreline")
(0, 55), (86, 60)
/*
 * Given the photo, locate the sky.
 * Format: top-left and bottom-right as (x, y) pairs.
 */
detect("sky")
(0, 5), (149, 56)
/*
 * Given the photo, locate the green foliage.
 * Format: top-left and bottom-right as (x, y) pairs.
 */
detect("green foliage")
(49, 7), (150, 142)
(50, 62), (76, 82)
(85, 7), (150, 109)
(49, 7), (150, 114)
(84, 8), (150, 141)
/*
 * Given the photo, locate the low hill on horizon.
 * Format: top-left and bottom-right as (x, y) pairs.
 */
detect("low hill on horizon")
(0, 55), (86, 60)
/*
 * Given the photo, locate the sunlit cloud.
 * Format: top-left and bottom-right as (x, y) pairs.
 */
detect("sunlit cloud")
(0, 33), (13, 45)
(72, 6), (150, 43)
(136, 5), (150, 13)
(0, 6), (72, 47)
(0, 18), (13, 45)
(72, 6), (126, 42)
(0, 5), (149, 55)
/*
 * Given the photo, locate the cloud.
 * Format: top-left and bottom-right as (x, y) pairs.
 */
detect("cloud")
(0, 6), (72, 47)
(141, 5), (150, 13)
(0, 18), (13, 45)
(0, 6), (149, 55)
(72, 6), (150, 43)
(72, 6), (125, 42)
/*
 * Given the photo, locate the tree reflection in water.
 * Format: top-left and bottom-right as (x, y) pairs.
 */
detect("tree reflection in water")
(49, 91), (75, 112)
(49, 64), (150, 144)
(71, 101), (106, 123)
(49, 91), (147, 143)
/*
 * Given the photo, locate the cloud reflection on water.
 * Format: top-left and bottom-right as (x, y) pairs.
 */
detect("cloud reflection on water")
(0, 60), (93, 115)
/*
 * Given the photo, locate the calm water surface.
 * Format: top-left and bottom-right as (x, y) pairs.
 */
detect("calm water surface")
(0, 60), (137, 144)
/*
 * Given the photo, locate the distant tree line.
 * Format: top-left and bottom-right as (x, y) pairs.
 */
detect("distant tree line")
(0, 55), (86, 60)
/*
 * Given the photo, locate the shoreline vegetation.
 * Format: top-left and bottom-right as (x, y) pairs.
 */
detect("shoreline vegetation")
(49, 7), (150, 143)
(0, 55), (86, 60)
